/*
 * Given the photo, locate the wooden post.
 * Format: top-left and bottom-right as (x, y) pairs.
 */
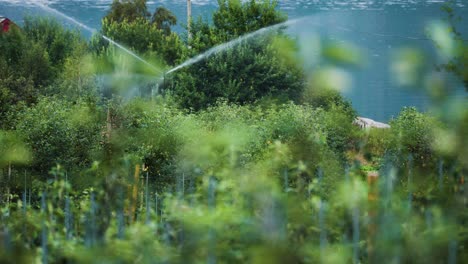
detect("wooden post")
(6, 162), (11, 208)
(128, 164), (140, 223)
(367, 171), (379, 263)
(106, 108), (112, 142)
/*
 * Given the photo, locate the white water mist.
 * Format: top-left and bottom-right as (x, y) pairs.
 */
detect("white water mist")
(166, 17), (308, 74)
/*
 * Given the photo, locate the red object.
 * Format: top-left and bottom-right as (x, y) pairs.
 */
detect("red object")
(1, 18), (11, 32)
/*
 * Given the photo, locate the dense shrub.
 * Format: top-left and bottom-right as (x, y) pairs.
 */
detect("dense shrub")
(388, 107), (440, 169)
(361, 127), (392, 163)
(0, 17), (89, 126)
(104, 0), (150, 23)
(15, 97), (102, 175)
(110, 98), (187, 189)
(23, 17), (85, 73)
(303, 86), (355, 117)
(95, 100), (351, 191)
(0, 28), (48, 112)
(170, 0), (303, 110)
(100, 17), (186, 66)
(171, 38), (305, 110)
(213, 0), (287, 40)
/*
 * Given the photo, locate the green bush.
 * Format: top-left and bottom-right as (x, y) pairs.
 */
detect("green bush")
(171, 38), (305, 110)
(23, 17), (81, 61)
(0, 17), (89, 126)
(388, 107), (440, 169)
(99, 17), (186, 66)
(170, 0), (303, 110)
(15, 97), (102, 175)
(0, 27), (48, 114)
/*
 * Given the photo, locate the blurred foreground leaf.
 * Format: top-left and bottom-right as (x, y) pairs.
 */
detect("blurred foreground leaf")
(0, 131), (31, 168)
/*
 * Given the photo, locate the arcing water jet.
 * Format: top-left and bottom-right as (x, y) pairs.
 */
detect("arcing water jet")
(30, 1), (162, 74)
(165, 17), (306, 75)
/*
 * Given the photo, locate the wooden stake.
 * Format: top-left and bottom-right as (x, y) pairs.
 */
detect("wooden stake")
(129, 164), (141, 223)
(367, 171), (379, 263)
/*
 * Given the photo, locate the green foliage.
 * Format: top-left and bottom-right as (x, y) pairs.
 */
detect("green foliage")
(438, 2), (468, 90)
(321, 105), (359, 157)
(361, 128), (392, 161)
(322, 41), (364, 66)
(302, 74), (358, 158)
(93, 100), (355, 191)
(388, 107), (440, 169)
(0, 26), (50, 88)
(171, 0), (300, 110)
(100, 17), (185, 66)
(303, 86), (355, 116)
(2, 97), (465, 263)
(15, 97), (102, 175)
(391, 48), (426, 87)
(0, 17), (89, 126)
(98, 1), (183, 67)
(1, 3), (467, 263)
(109, 98), (186, 189)
(432, 101), (468, 170)
(0, 28), (47, 126)
(104, 0), (150, 23)
(188, 17), (224, 53)
(213, 0), (287, 40)
(23, 17), (85, 70)
(151, 7), (177, 36)
(0, 131), (31, 168)
(172, 36), (304, 110)
(52, 45), (99, 100)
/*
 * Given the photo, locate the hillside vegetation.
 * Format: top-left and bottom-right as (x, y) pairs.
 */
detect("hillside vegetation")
(0, 1), (467, 263)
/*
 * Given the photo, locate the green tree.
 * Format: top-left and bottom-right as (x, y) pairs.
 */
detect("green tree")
(214, 0), (286, 40)
(98, 1), (185, 66)
(101, 17), (185, 66)
(23, 17), (85, 74)
(0, 17), (88, 127)
(0, 26), (52, 87)
(15, 97), (102, 175)
(388, 107), (440, 169)
(104, 0), (150, 23)
(0, 27), (48, 125)
(172, 37), (304, 110)
(187, 18), (223, 53)
(151, 7), (177, 36)
(172, 0), (303, 110)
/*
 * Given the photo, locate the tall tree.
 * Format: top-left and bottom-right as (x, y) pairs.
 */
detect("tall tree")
(188, 0), (286, 54)
(151, 7), (177, 36)
(100, 17), (185, 66)
(213, 0), (286, 40)
(99, 1), (185, 66)
(172, 0), (304, 110)
(104, 0), (150, 23)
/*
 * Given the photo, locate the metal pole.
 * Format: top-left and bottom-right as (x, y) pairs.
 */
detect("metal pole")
(187, 0), (192, 41)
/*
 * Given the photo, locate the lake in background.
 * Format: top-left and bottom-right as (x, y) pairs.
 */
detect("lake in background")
(1, 0), (467, 121)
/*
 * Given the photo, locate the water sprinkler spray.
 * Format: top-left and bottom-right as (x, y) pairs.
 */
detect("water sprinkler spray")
(31, 2), (161, 74)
